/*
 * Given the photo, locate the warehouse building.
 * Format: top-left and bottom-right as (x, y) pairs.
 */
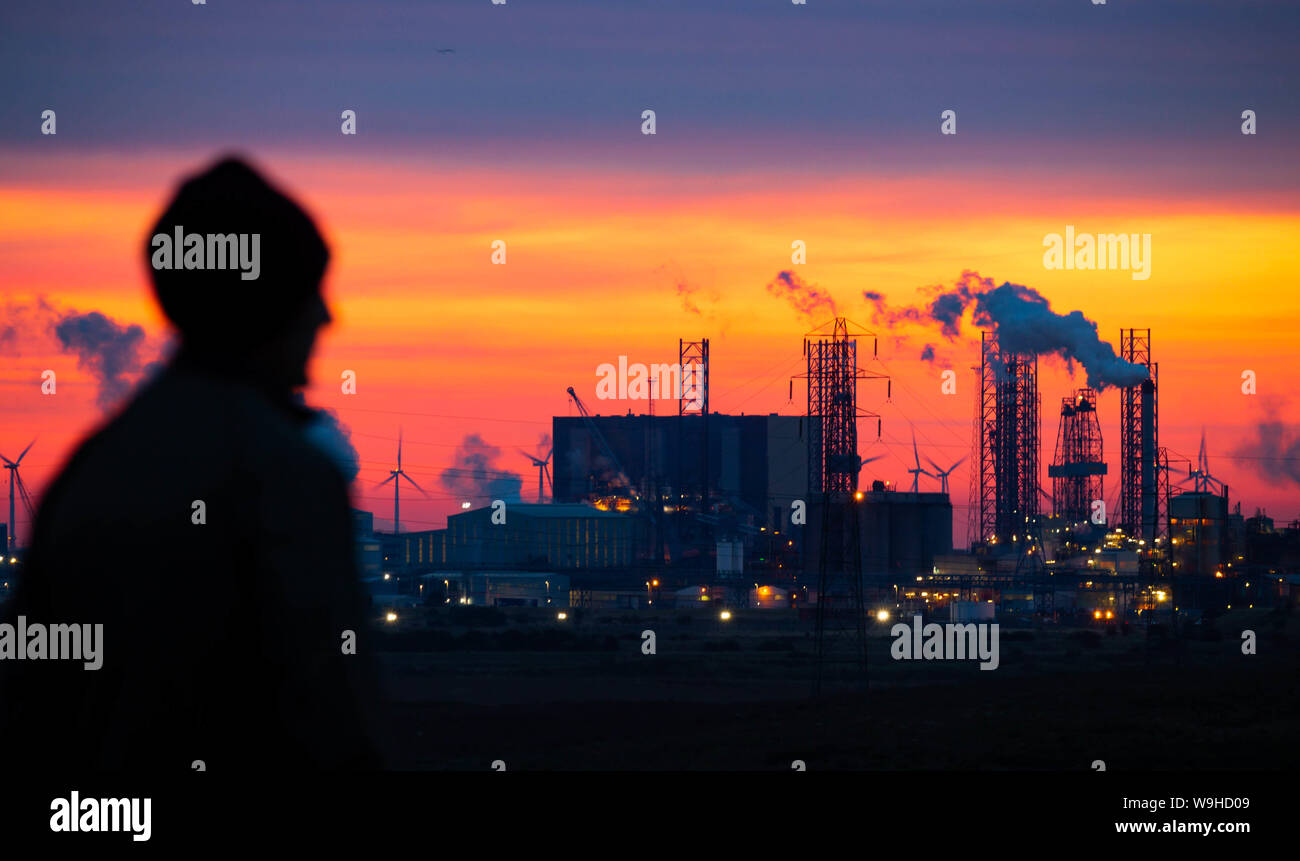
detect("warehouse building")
(386, 503), (636, 572)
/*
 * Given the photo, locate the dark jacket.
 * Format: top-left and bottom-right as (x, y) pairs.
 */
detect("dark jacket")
(0, 354), (383, 771)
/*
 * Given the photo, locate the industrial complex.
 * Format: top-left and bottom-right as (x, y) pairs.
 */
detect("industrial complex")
(3, 318), (1294, 636)
(340, 322), (1299, 641)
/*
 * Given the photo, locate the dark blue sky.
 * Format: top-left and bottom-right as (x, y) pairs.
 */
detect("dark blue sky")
(3, 0), (1298, 182)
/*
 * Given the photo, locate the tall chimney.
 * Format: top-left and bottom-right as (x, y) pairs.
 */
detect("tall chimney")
(1140, 378), (1156, 540)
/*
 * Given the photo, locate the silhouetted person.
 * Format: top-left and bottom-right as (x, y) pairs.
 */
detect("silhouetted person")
(0, 157), (383, 770)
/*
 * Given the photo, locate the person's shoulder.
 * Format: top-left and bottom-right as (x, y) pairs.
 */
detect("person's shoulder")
(225, 390), (350, 494)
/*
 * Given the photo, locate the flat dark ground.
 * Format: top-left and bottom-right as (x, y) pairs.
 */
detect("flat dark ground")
(370, 606), (1298, 770)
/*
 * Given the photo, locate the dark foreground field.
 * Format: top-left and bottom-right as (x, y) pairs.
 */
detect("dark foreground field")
(371, 606), (1298, 770)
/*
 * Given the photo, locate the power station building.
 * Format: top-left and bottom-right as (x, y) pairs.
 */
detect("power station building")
(1170, 491), (1229, 576)
(390, 503), (635, 572)
(805, 487), (953, 580)
(551, 410), (811, 533)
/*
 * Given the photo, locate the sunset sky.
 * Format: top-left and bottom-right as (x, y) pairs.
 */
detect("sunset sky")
(2, 0), (1298, 545)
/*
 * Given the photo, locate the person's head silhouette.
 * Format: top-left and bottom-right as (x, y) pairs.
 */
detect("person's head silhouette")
(146, 156), (331, 388)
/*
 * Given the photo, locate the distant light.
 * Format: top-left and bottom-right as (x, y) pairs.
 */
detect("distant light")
(461, 501), (472, 509)
(385, 612), (398, 623)
(875, 609), (890, 623)
(854, 491), (864, 501)
(557, 611), (568, 621)
(651, 579), (659, 587)
(719, 610), (732, 621)
(383, 573), (391, 581)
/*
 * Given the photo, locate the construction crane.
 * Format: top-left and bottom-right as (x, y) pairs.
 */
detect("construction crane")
(566, 387), (639, 507)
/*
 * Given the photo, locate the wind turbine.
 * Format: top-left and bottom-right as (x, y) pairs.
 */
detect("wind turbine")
(1, 440), (36, 555)
(376, 431), (427, 533)
(925, 453), (967, 495)
(907, 432), (933, 493)
(519, 447), (553, 503)
(1180, 428), (1224, 495)
(857, 452), (886, 472)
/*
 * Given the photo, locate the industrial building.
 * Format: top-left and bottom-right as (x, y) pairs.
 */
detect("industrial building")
(805, 486), (953, 580)
(1170, 491), (1229, 576)
(551, 411), (809, 564)
(453, 571), (570, 607)
(387, 503), (636, 572)
(552, 412), (808, 528)
(349, 508), (383, 579)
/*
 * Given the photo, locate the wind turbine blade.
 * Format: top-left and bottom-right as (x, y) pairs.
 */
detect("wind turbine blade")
(948, 454), (967, 471)
(375, 474), (396, 488)
(15, 439), (35, 465)
(860, 454), (885, 466)
(543, 449), (552, 466)
(398, 471), (429, 496)
(0, 454), (11, 466)
(397, 429), (403, 471)
(925, 455), (944, 474)
(16, 474), (36, 522)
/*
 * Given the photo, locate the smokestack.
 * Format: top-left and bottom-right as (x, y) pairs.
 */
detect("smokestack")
(1140, 378), (1156, 539)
